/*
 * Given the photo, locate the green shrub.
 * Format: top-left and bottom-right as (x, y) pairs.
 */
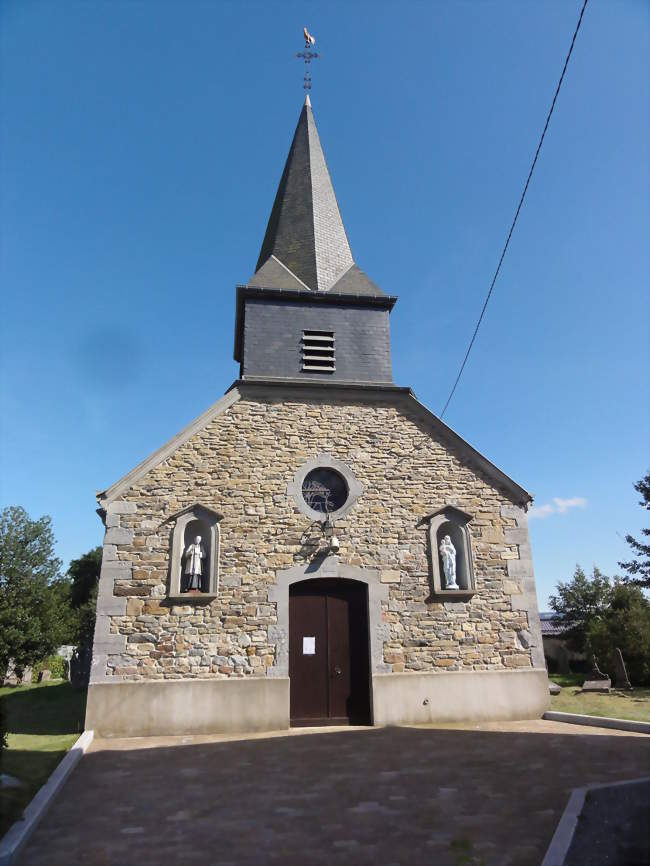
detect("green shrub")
(32, 654), (67, 680)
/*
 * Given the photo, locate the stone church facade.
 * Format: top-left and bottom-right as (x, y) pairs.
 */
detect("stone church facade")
(86, 97), (548, 737)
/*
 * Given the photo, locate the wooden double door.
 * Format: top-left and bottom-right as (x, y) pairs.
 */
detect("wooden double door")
(289, 578), (371, 726)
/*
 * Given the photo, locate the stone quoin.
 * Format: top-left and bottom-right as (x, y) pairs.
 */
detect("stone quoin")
(86, 96), (549, 737)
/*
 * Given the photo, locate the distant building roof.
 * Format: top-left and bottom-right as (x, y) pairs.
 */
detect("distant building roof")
(539, 612), (569, 637)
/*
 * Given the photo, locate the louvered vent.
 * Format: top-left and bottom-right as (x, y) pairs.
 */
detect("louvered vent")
(301, 330), (335, 372)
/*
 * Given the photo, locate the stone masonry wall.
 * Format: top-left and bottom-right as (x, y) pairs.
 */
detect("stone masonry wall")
(96, 393), (538, 681)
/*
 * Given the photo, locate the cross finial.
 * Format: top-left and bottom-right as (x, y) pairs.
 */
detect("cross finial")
(296, 26), (320, 91)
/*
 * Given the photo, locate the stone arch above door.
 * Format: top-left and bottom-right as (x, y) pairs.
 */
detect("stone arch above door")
(268, 557), (390, 677)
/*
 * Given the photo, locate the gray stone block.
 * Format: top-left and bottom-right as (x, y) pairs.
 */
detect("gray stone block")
(503, 528), (529, 546)
(516, 629), (533, 649)
(127, 633), (157, 643)
(500, 505), (526, 520)
(94, 634), (127, 654)
(102, 544), (118, 562)
(220, 574), (242, 587)
(581, 679), (611, 693)
(104, 527), (134, 545)
(97, 596), (127, 616)
(107, 501), (137, 515)
(100, 561), (132, 580)
(506, 559), (531, 578)
(89, 654), (109, 684)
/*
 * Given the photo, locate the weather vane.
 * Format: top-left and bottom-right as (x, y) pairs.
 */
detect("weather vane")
(296, 27), (319, 91)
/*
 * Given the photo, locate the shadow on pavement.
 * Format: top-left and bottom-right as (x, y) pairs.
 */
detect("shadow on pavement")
(19, 725), (650, 866)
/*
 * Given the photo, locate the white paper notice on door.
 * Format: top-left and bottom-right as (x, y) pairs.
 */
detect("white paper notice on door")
(303, 636), (316, 655)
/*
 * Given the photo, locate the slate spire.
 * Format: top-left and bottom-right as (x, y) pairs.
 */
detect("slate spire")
(252, 96), (356, 293)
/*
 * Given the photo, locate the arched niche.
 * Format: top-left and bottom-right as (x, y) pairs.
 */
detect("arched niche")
(426, 505), (476, 599)
(167, 505), (222, 598)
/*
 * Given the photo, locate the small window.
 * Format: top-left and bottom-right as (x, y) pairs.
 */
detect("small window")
(302, 330), (335, 372)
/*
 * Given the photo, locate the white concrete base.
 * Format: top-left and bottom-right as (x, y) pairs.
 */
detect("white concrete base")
(86, 677), (290, 738)
(86, 669), (550, 738)
(371, 668), (550, 725)
(0, 730), (94, 866)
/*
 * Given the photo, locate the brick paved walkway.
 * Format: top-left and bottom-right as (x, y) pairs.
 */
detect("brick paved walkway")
(20, 721), (650, 866)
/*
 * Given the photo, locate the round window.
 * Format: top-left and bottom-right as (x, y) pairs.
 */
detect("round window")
(301, 467), (349, 514)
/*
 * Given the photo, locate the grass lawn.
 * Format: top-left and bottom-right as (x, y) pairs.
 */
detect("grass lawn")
(549, 674), (650, 723)
(0, 681), (87, 838)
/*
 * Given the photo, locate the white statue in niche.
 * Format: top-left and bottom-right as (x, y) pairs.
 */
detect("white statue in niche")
(183, 535), (206, 592)
(439, 535), (459, 589)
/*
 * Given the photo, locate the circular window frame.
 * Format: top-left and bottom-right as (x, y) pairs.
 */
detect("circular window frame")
(301, 467), (349, 515)
(287, 454), (364, 523)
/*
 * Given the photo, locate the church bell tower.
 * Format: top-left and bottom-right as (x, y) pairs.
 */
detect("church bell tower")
(234, 95), (397, 385)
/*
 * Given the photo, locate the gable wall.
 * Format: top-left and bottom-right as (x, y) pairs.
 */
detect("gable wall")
(94, 393), (540, 682)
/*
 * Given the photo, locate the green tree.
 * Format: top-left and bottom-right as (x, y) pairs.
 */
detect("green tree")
(68, 546), (101, 610)
(0, 506), (65, 677)
(46, 577), (79, 646)
(619, 471), (650, 588)
(586, 583), (650, 685)
(548, 565), (612, 653)
(66, 546), (101, 648)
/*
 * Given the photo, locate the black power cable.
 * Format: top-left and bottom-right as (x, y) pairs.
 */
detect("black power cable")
(439, 0), (589, 419)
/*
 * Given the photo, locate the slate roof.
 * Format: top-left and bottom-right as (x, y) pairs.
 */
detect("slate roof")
(539, 612), (568, 637)
(249, 96), (387, 298)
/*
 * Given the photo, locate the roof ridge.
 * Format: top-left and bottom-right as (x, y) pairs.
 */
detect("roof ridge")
(305, 100), (354, 291)
(269, 254), (311, 290)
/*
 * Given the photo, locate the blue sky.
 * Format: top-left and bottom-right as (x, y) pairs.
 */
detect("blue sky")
(1, 1), (648, 608)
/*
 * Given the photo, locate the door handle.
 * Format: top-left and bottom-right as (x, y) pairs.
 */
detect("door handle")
(334, 665), (342, 675)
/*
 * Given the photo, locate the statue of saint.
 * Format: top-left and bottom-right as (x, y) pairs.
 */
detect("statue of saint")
(183, 535), (206, 591)
(439, 535), (459, 589)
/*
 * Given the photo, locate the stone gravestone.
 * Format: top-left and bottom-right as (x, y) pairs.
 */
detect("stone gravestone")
(20, 666), (33, 684)
(582, 655), (611, 693)
(37, 669), (51, 683)
(614, 647), (633, 690)
(57, 645), (75, 682)
(2, 659), (18, 686)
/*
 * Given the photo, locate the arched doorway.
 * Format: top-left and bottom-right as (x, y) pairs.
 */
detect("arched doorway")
(289, 578), (371, 726)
